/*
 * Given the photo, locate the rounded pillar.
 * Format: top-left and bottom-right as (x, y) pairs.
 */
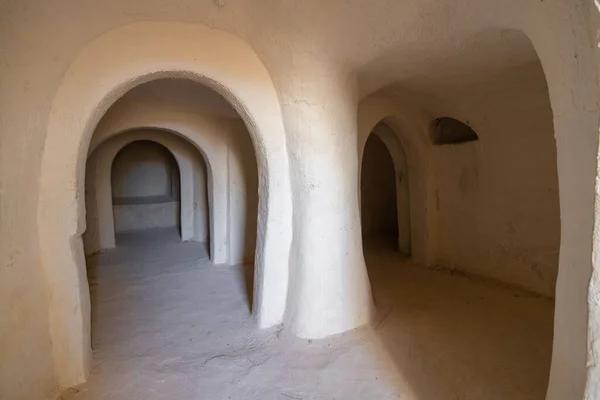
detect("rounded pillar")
(282, 62), (374, 338)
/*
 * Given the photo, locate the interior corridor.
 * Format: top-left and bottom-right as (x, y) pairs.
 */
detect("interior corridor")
(4, 3), (600, 399)
(61, 230), (552, 400)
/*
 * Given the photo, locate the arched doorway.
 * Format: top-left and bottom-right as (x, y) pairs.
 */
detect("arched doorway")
(361, 123), (410, 255)
(83, 128), (212, 257)
(111, 140), (183, 243)
(79, 79), (261, 392)
(37, 23), (292, 387)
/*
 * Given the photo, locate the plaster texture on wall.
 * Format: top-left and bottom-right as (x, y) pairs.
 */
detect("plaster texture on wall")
(0, 0), (597, 398)
(360, 62), (561, 298)
(113, 201), (180, 232)
(227, 120), (259, 265)
(110, 140), (183, 233)
(431, 64), (560, 297)
(356, 42), (596, 398)
(110, 141), (180, 233)
(280, 69), (374, 340)
(111, 141), (180, 201)
(356, 17), (600, 396)
(117, 78), (240, 119)
(358, 94), (436, 267)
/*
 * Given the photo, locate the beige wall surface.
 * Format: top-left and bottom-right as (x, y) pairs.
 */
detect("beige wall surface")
(433, 64), (560, 297)
(112, 141), (179, 201)
(1, 1), (599, 399)
(83, 80), (258, 263)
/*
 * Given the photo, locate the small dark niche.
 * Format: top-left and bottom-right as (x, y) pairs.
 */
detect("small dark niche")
(431, 117), (479, 145)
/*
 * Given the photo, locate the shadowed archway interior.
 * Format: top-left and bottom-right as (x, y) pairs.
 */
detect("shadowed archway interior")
(361, 133), (401, 248)
(111, 140), (183, 241)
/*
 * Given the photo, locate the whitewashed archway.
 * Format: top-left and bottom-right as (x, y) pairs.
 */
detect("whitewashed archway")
(37, 22), (292, 388)
(358, 94), (436, 266)
(89, 104), (233, 264)
(85, 130), (212, 255)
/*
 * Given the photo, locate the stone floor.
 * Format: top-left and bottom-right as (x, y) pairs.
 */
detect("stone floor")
(62, 229), (553, 399)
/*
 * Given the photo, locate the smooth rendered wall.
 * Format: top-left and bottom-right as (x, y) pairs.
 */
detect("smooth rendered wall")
(112, 141), (179, 201)
(361, 134), (398, 240)
(113, 202), (180, 232)
(111, 141), (181, 233)
(433, 62), (560, 297)
(84, 157), (101, 255)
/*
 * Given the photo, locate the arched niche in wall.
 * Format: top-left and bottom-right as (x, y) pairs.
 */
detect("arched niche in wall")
(357, 94), (436, 266)
(37, 22), (292, 389)
(112, 140), (183, 234)
(83, 130), (211, 256)
(430, 117), (479, 145)
(361, 123), (411, 255)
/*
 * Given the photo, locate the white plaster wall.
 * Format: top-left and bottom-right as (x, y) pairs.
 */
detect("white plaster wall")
(113, 202), (180, 232)
(359, 62), (561, 296)
(110, 140), (183, 233)
(432, 63), (560, 297)
(83, 157), (101, 256)
(120, 79), (240, 118)
(0, 2), (596, 399)
(227, 120), (259, 264)
(356, 33), (595, 397)
(112, 141), (178, 200)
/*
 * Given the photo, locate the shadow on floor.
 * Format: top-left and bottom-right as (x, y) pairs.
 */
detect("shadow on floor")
(364, 238), (554, 400)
